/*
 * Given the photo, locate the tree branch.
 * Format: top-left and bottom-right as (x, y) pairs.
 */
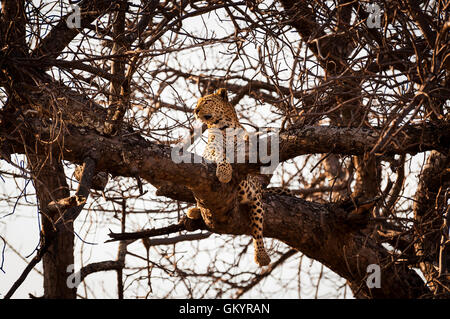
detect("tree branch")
(32, 0), (118, 58)
(106, 216), (207, 242)
(79, 260), (125, 284)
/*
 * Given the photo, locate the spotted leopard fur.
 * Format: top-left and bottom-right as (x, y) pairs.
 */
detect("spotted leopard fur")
(186, 88), (273, 266)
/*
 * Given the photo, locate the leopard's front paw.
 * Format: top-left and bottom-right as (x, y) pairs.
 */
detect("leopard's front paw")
(216, 162), (232, 184)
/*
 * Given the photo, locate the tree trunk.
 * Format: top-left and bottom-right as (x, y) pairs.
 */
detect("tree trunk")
(28, 154), (76, 299)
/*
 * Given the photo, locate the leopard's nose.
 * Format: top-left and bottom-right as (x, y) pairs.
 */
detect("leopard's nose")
(194, 109), (199, 115)
(203, 115), (212, 120)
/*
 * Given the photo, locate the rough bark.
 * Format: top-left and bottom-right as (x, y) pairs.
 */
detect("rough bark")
(27, 154), (76, 299)
(413, 151), (450, 296)
(261, 194), (427, 298)
(2, 111), (437, 297)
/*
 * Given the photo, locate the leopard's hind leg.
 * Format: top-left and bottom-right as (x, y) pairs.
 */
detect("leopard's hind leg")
(250, 200), (271, 266)
(239, 177), (271, 266)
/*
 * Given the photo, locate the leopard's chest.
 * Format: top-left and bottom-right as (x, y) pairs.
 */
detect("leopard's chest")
(203, 128), (244, 162)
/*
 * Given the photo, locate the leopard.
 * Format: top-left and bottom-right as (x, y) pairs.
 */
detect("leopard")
(186, 88), (276, 266)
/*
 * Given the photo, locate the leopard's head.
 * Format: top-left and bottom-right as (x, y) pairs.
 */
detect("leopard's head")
(194, 88), (239, 129)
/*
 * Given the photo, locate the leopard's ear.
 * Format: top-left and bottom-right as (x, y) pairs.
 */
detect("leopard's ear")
(215, 88), (228, 102)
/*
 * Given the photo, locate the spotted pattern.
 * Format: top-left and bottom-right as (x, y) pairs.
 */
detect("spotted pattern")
(186, 88), (271, 266)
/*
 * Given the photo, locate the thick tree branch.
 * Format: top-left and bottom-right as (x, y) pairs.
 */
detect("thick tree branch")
(279, 123), (449, 160)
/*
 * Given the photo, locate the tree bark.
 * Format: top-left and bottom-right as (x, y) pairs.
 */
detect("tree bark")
(413, 151), (450, 295)
(27, 154), (76, 299)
